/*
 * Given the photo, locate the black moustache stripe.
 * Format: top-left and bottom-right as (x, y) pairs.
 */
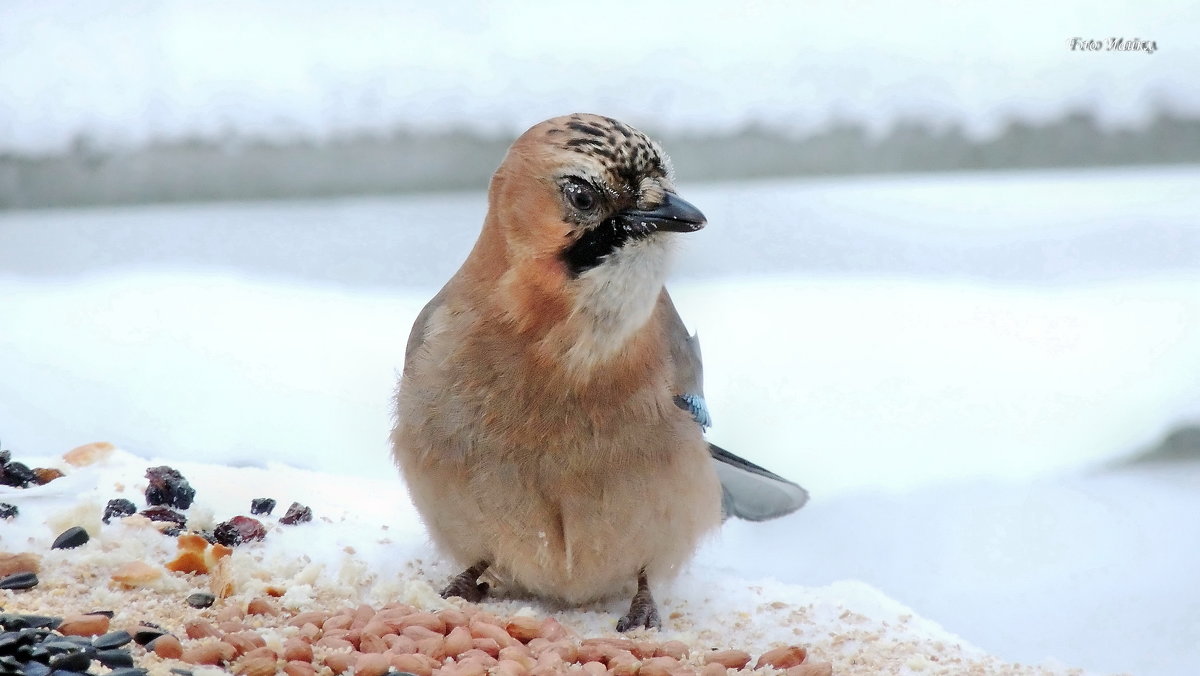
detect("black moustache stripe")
(561, 218), (654, 277)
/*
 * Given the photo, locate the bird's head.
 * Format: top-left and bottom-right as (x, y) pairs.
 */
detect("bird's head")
(465, 113), (700, 365)
(472, 114), (705, 354)
(486, 113), (706, 278)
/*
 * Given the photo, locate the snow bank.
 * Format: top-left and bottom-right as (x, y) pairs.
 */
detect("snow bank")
(2, 271), (1198, 499)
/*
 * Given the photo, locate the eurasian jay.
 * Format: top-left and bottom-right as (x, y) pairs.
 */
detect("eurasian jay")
(392, 113), (807, 631)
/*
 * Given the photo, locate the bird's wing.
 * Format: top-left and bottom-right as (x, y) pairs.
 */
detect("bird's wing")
(659, 290), (809, 521)
(661, 290), (712, 428)
(405, 285), (449, 364)
(709, 442), (810, 521)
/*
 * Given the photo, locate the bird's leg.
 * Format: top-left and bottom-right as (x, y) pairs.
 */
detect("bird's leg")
(440, 561), (490, 603)
(616, 569), (661, 632)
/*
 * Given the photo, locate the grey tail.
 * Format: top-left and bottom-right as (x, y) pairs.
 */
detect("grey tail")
(710, 443), (809, 521)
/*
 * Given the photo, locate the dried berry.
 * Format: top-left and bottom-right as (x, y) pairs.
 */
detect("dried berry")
(140, 506), (187, 528)
(51, 526), (90, 550)
(0, 461), (36, 488)
(144, 465), (196, 509)
(102, 498), (137, 524)
(0, 503), (17, 520)
(32, 467), (64, 485)
(279, 502), (312, 525)
(212, 516), (266, 546)
(249, 498), (276, 515)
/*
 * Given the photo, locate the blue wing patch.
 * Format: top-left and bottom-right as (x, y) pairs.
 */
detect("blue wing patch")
(674, 393), (712, 429)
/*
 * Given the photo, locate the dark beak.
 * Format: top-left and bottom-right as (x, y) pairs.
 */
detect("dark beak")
(615, 192), (707, 233)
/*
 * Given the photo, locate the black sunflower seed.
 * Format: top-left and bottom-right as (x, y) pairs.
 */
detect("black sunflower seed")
(48, 650), (92, 671)
(132, 629), (166, 646)
(96, 648), (135, 668)
(0, 573), (37, 590)
(51, 526), (89, 550)
(185, 592), (215, 609)
(92, 630), (132, 650)
(38, 639), (83, 654)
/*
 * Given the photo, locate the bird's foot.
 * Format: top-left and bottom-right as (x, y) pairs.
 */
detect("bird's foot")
(440, 561), (490, 603)
(616, 571), (661, 632)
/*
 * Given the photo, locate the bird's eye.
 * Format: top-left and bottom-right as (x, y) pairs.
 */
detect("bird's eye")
(565, 182), (598, 212)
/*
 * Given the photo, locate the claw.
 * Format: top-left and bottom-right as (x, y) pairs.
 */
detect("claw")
(616, 570), (661, 632)
(440, 561), (490, 603)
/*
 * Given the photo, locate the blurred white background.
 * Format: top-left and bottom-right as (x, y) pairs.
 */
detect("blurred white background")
(1, 2), (1198, 674)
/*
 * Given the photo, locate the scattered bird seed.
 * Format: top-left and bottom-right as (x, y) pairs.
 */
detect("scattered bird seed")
(186, 592), (215, 609)
(249, 497), (276, 515)
(140, 506), (186, 527)
(144, 465), (195, 509)
(0, 572), (38, 590)
(51, 526), (90, 550)
(92, 630), (132, 650)
(48, 650), (92, 671)
(212, 515), (266, 546)
(133, 628), (167, 646)
(32, 467), (64, 485)
(0, 461), (35, 488)
(0, 503), (16, 519)
(102, 498), (137, 524)
(96, 648), (135, 668)
(6, 662), (39, 676)
(279, 501), (313, 525)
(0, 634), (20, 653)
(0, 616), (132, 676)
(0, 614), (59, 630)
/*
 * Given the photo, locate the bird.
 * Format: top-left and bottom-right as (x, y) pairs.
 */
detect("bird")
(391, 113), (807, 631)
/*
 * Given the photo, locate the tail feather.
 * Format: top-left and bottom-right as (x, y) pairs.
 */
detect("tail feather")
(710, 443), (809, 521)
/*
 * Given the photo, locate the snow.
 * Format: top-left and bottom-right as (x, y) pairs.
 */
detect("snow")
(2, 272), (1197, 500)
(2, 166), (1199, 673)
(1, 448), (1015, 675)
(1, 1), (1197, 154)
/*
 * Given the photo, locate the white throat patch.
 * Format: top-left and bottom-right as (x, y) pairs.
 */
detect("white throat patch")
(562, 235), (675, 373)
